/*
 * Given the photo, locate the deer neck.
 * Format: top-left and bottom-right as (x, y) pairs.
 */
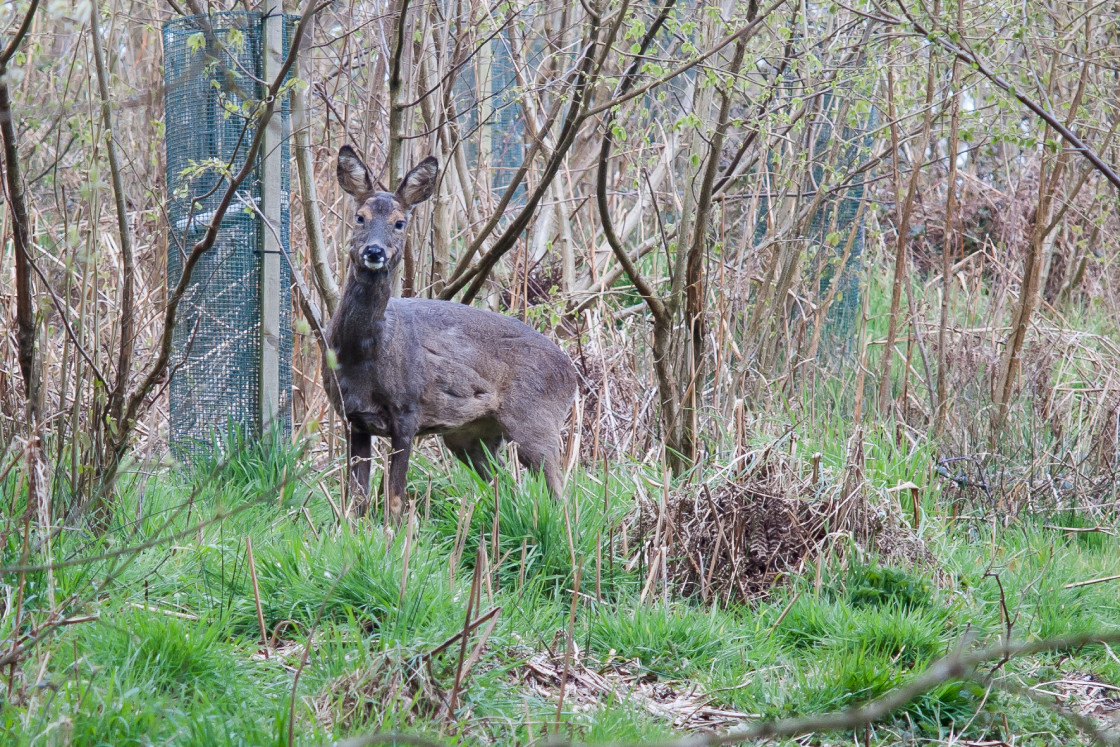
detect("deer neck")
(335, 267), (393, 357)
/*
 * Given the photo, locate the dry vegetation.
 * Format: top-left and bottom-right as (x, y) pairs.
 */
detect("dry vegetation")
(1, 0), (1120, 743)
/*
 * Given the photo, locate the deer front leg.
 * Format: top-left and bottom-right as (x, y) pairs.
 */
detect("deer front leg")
(348, 429), (372, 517)
(387, 432), (414, 522)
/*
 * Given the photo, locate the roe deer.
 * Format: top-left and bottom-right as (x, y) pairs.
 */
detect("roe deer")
(323, 145), (578, 519)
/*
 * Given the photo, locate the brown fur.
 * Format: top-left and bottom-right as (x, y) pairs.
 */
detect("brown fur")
(323, 147), (577, 519)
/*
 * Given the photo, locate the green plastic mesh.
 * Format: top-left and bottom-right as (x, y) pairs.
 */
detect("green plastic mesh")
(452, 32), (525, 202)
(809, 93), (871, 340)
(162, 12), (294, 458)
(753, 90), (872, 347)
(488, 37), (525, 199)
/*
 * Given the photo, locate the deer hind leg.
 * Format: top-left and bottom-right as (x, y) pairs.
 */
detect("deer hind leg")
(443, 427), (503, 483)
(542, 454), (564, 498)
(504, 421), (564, 498)
(515, 444), (564, 498)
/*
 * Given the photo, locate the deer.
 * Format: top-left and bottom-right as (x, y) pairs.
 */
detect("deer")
(323, 145), (578, 520)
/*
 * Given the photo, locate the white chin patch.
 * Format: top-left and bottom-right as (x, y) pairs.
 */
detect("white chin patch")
(363, 258), (386, 270)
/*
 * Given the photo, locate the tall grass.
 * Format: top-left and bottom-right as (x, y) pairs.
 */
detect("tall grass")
(2, 423), (1118, 745)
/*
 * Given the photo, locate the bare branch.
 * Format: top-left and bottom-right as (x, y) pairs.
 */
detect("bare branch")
(0, 0), (40, 67)
(892, 0), (1120, 191)
(0, 0), (41, 414)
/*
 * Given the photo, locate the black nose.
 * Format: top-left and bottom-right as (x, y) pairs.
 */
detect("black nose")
(361, 245), (386, 263)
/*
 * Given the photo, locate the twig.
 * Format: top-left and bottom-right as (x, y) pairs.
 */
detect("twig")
(246, 536), (269, 658)
(768, 592), (802, 634)
(448, 545), (483, 713)
(989, 676), (1120, 746)
(1044, 525), (1115, 536)
(0, 0), (42, 411)
(128, 603), (198, 620)
(424, 606), (502, 661)
(332, 736), (446, 747)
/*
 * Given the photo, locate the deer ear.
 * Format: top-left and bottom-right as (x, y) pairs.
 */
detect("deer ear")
(396, 156), (438, 207)
(337, 145), (374, 199)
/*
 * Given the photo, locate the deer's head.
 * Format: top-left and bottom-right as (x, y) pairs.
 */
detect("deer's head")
(337, 145), (438, 277)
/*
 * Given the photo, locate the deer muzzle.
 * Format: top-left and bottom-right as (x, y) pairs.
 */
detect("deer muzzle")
(360, 245), (387, 270)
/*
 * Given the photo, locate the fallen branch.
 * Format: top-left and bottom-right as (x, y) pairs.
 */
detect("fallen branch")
(615, 631), (1120, 747)
(1066, 574), (1120, 589)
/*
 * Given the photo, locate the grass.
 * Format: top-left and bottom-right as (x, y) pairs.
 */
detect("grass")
(2, 359), (1120, 745)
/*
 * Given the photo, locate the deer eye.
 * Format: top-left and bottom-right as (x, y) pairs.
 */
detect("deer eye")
(394, 220), (406, 231)
(355, 214), (365, 224)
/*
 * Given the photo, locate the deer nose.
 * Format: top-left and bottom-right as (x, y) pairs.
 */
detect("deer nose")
(360, 245), (387, 268)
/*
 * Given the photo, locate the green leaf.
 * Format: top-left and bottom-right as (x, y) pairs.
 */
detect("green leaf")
(227, 28), (244, 51)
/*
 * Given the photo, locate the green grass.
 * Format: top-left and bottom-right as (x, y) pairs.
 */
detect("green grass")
(2, 417), (1119, 746)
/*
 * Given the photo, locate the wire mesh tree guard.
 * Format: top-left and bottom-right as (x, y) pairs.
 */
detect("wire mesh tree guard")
(162, 11), (295, 458)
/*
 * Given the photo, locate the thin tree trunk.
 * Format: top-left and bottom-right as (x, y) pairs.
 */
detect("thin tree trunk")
(388, 0), (412, 294)
(592, 0), (680, 469)
(416, 20), (451, 296)
(935, 8), (962, 436)
(0, 0), (41, 416)
(554, 177), (576, 294)
(991, 163), (1063, 434)
(879, 44), (935, 412)
(294, 82), (339, 317)
(683, 34), (748, 463)
(991, 27), (1089, 436)
(90, 4), (136, 433)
